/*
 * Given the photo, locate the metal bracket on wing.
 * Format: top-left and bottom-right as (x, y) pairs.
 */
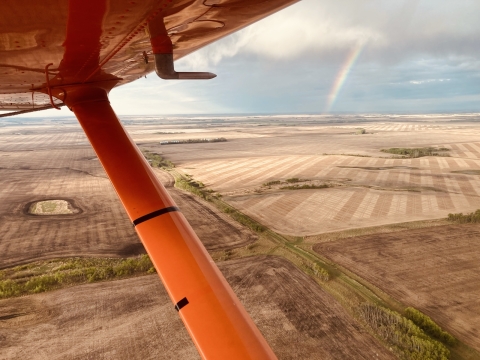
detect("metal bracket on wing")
(153, 53), (216, 80)
(148, 15), (216, 80)
(44, 63), (61, 110)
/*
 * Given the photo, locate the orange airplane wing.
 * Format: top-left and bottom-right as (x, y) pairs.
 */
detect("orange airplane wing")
(0, 0), (299, 359)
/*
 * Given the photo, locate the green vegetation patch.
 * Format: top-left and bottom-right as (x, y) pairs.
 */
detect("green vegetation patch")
(176, 176), (213, 201)
(307, 262), (330, 282)
(356, 128), (367, 135)
(359, 303), (450, 360)
(218, 203), (266, 233)
(405, 307), (457, 346)
(381, 147), (450, 158)
(263, 180), (281, 186)
(447, 209), (480, 223)
(262, 178), (333, 190)
(286, 177), (301, 183)
(171, 171), (264, 232)
(0, 255), (155, 299)
(142, 150), (174, 169)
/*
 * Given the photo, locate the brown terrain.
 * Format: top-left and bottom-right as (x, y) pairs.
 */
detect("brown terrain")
(2, 114), (480, 359)
(0, 116), (395, 359)
(0, 121), (253, 268)
(0, 256), (394, 360)
(314, 224), (480, 352)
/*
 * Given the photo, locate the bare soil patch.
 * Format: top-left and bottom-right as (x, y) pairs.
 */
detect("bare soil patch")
(313, 223), (480, 352)
(0, 256), (394, 360)
(27, 199), (80, 215)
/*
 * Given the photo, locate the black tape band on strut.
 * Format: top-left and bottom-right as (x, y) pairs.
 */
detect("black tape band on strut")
(132, 206), (180, 227)
(175, 297), (189, 312)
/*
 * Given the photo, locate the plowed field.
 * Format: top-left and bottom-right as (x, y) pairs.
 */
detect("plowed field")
(0, 121), (254, 268)
(314, 224), (480, 352)
(0, 256), (394, 360)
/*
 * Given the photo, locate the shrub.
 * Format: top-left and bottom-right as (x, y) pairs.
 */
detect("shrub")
(217, 203), (265, 233)
(312, 263), (330, 282)
(286, 178), (300, 183)
(447, 209), (480, 223)
(0, 279), (21, 298)
(176, 178), (211, 201)
(142, 150), (174, 169)
(358, 303), (450, 360)
(404, 307), (457, 346)
(25, 275), (60, 294)
(381, 147), (450, 158)
(263, 180), (281, 186)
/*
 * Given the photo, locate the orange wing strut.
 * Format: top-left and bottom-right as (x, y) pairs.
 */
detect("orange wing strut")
(64, 84), (277, 360)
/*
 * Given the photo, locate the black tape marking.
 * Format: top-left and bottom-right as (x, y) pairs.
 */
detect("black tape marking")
(175, 297), (189, 312)
(132, 206), (180, 227)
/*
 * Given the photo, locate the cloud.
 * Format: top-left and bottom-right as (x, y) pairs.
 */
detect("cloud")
(409, 79), (450, 85)
(109, 75), (235, 115)
(179, 0), (480, 68)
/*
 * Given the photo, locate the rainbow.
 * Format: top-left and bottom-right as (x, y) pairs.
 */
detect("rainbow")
(325, 43), (365, 113)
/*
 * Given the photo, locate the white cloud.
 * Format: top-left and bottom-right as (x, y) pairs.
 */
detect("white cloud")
(178, 0), (480, 68)
(409, 79), (451, 85)
(109, 77), (234, 114)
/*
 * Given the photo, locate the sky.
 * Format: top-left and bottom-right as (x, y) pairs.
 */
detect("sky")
(41, 0), (480, 116)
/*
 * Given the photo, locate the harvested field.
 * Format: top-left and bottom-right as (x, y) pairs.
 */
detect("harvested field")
(3, 115), (480, 359)
(181, 153), (480, 235)
(155, 118), (480, 235)
(314, 224), (480, 352)
(0, 256), (394, 360)
(0, 121), (254, 268)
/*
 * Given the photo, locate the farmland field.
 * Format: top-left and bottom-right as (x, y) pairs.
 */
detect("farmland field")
(0, 120), (254, 268)
(153, 115), (480, 235)
(314, 223), (480, 353)
(0, 256), (394, 360)
(2, 114), (480, 359)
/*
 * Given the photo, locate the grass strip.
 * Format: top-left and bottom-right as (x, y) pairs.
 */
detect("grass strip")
(0, 255), (155, 299)
(447, 209), (480, 224)
(142, 149), (174, 169)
